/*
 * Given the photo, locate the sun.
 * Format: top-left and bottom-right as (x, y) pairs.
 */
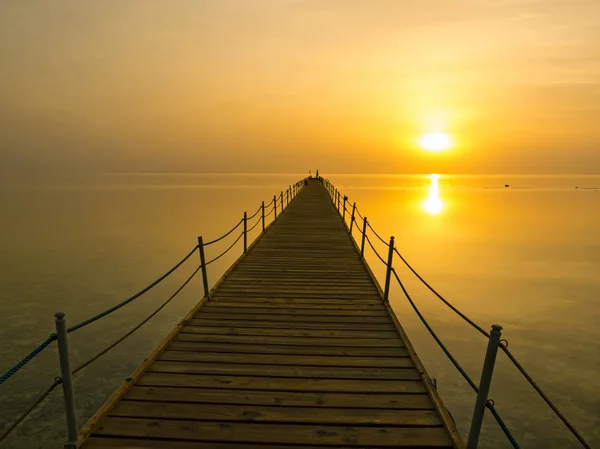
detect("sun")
(419, 132), (451, 152)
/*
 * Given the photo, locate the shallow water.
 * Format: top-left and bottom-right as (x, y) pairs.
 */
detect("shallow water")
(0, 173), (598, 448)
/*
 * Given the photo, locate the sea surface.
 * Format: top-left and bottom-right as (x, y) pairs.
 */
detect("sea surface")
(0, 173), (598, 448)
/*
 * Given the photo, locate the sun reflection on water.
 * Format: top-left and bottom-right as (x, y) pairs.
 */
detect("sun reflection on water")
(423, 174), (443, 215)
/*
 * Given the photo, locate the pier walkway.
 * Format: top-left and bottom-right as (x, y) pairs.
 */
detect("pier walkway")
(79, 179), (461, 448)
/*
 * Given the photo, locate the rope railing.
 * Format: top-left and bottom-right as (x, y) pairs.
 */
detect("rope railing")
(67, 245), (199, 334)
(0, 377), (62, 443)
(1, 177), (309, 448)
(366, 221), (390, 246)
(365, 235), (388, 266)
(203, 218), (244, 247)
(0, 263), (202, 446)
(247, 214), (262, 233)
(324, 177), (591, 449)
(72, 264), (202, 376)
(247, 204), (262, 221)
(0, 334), (57, 386)
(393, 266), (519, 448)
(393, 247), (488, 337)
(205, 231), (244, 266)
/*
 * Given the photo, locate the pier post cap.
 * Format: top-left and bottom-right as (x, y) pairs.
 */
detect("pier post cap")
(390, 236), (395, 241)
(55, 312), (65, 320)
(491, 324), (503, 332)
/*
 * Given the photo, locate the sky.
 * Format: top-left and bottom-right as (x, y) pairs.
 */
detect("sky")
(1, 0), (599, 174)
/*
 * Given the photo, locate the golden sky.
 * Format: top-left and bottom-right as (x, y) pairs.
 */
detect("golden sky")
(1, 0), (599, 173)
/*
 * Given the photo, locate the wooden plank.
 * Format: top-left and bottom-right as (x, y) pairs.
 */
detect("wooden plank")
(189, 318), (395, 331)
(182, 326), (399, 339)
(92, 418), (453, 447)
(126, 386), (435, 409)
(176, 333), (403, 347)
(137, 373), (428, 393)
(158, 350), (412, 367)
(85, 438), (325, 449)
(168, 341), (407, 357)
(204, 301), (386, 310)
(192, 312), (392, 323)
(207, 297), (383, 305)
(110, 401), (442, 426)
(148, 360), (419, 380)
(198, 307), (388, 316)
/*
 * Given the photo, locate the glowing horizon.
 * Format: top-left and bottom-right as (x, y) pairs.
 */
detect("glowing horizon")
(1, 1), (599, 174)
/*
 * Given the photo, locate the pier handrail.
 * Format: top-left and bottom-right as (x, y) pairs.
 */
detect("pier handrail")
(0, 177), (308, 446)
(322, 177), (591, 449)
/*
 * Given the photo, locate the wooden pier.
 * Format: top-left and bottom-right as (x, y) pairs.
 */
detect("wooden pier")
(80, 179), (462, 448)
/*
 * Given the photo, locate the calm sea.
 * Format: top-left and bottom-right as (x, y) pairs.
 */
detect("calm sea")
(0, 173), (598, 448)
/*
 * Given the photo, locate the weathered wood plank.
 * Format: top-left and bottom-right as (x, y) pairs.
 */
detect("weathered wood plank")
(110, 401), (442, 426)
(199, 307), (389, 316)
(207, 297), (383, 305)
(182, 326), (399, 339)
(92, 418), (452, 447)
(85, 438), (325, 449)
(189, 318), (395, 331)
(148, 360), (419, 380)
(168, 340), (407, 357)
(126, 386), (435, 409)
(158, 350), (412, 367)
(204, 300), (387, 309)
(192, 312), (392, 323)
(137, 373), (428, 393)
(176, 333), (403, 347)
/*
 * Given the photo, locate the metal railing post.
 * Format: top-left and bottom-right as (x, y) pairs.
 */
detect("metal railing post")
(261, 201), (265, 232)
(274, 195), (277, 219)
(361, 217), (368, 256)
(198, 236), (209, 298)
(343, 196), (348, 222)
(383, 236), (395, 301)
(349, 202), (356, 234)
(54, 312), (78, 449)
(243, 212), (247, 253)
(467, 324), (503, 449)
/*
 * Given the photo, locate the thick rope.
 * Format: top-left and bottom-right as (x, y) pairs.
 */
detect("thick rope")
(203, 219), (244, 247)
(393, 247), (489, 337)
(367, 221), (390, 246)
(264, 207), (274, 218)
(205, 232), (244, 266)
(365, 235), (388, 266)
(391, 268), (520, 447)
(67, 245), (198, 333)
(247, 215), (262, 233)
(392, 247), (591, 448)
(391, 268), (479, 392)
(499, 345), (591, 448)
(1, 265), (201, 443)
(0, 334), (57, 387)
(247, 205), (262, 220)
(355, 207), (364, 220)
(72, 264), (201, 375)
(486, 400), (520, 449)
(0, 377), (62, 444)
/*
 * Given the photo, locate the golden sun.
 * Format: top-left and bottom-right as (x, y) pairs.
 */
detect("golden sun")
(419, 132), (451, 152)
